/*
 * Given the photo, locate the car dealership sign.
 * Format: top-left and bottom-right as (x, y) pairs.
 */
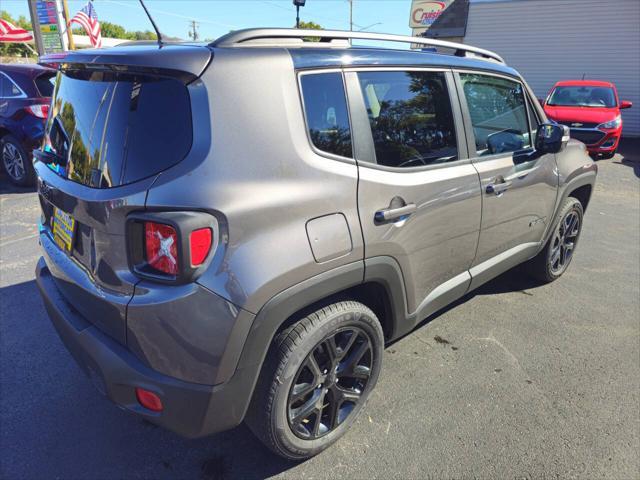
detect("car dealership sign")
(409, 0), (454, 29)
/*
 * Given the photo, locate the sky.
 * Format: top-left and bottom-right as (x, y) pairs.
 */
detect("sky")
(2, 0), (414, 42)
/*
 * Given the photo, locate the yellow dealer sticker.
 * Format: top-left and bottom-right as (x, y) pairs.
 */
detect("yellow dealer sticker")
(53, 208), (75, 252)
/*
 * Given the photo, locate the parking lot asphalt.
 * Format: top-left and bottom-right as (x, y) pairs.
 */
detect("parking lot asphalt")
(1, 140), (638, 480)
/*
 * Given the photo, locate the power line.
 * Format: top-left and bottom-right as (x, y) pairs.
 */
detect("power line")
(102, 0), (239, 29)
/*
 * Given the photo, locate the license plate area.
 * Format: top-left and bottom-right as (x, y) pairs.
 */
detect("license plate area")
(53, 207), (76, 253)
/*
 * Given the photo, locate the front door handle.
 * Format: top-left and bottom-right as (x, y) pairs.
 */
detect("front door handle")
(486, 176), (512, 196)
(375, 202), (417, 223)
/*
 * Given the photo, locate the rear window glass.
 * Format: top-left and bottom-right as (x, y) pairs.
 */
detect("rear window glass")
(35, 73), (56, 97)
(0, 73), (23, 98)
(300, 72), (353, 158)
(44, 70), (192, 188)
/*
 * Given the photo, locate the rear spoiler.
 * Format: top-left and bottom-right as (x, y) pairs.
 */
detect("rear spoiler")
(39, 44), (212, 83)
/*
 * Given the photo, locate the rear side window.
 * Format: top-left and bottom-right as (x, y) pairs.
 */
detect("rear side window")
(300, 72), (353, 158)
(357, 71), (458, 168)
(35, 73), (55, 97)
(460, 73), (530, 155)
(0, 72), (23, 98)
(45, 70), (192, 188)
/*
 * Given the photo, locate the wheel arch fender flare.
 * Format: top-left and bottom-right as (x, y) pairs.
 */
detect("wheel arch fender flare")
(542, 168), (596, 246)
(227, 257), (410, 422)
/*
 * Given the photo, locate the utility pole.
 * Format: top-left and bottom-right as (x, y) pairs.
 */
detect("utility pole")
(349, 0), (353, 32)
(188, 20), (199, 41)
(61, 0), (75, 50)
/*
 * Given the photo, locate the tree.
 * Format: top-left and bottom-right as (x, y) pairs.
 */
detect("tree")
(72, 20), (157, 41)
(0, 11), (36, 58)
(297, 21), (323, 42)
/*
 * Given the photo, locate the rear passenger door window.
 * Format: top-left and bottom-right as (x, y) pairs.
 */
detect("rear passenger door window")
(357, 70), (458, 168)
(300, 72), (353, 159)
(459, 73), (531, 156)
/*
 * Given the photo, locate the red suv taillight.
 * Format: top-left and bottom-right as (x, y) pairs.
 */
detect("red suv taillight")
(190, 228), (212, 266)
(145, 222), (179, 275)
(127, 212), (218, 284)
(25, 104), (49, 119)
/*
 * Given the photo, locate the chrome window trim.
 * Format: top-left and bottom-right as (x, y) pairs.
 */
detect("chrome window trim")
(0, 71), (28, 99)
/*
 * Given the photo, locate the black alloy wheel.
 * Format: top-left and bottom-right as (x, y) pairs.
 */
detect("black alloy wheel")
(287, 327), (372, 439)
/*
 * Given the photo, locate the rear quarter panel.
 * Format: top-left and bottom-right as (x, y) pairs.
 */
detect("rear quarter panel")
(144, 47), (364, 314)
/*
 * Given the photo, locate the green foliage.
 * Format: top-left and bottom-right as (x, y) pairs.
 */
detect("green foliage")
(297, 20), (323, 42)
(298, 21), (322, 31)
(0, 11), (36, 58)
(72, 20), (157, 41)
(1, 10), (157, 58)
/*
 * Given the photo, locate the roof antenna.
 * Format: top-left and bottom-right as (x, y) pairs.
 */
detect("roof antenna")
(138, 0), (164, 47)
(582, 73), (586, 80)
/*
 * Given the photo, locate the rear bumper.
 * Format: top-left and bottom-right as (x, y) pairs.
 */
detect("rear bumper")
(36, 257), (257, 438)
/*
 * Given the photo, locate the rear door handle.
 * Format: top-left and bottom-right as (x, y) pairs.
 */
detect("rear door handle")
(486, 176), (512, 196)
(375, 203), (417, 222)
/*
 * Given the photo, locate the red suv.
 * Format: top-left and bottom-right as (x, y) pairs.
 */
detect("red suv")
(542, 80), (632, 159)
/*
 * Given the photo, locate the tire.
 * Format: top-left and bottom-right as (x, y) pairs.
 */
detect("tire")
(526, 197), (584, 283)
(1, 135), (35, 186)
(246, 301), (384, 460)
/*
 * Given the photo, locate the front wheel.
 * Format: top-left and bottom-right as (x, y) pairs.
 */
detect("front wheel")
(246, 301), (384, 460)
(526, 197), (584, 283)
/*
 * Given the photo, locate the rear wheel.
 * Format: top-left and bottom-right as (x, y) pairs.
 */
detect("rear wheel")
(1, 135), (34, 186)
(246, 301), (384, 460)
(526, 197), (584, 283)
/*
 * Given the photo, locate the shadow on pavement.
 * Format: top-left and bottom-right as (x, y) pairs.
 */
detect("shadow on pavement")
(0, 279), (300, 480)
(612, 137), (640, 178)
(391, 265), (545, 348)
(0, 174), (37, 194)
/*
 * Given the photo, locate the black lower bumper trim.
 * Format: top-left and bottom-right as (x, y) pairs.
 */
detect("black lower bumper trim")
(35, 257), (256, 438)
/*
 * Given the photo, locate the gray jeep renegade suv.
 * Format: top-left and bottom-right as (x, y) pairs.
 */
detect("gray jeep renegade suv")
(34, 29), (597, 459)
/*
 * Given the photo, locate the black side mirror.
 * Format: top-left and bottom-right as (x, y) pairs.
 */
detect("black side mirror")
(535, 123), (570, 154)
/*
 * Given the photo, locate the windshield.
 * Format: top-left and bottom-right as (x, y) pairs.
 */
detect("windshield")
(548, 86), (616, 108)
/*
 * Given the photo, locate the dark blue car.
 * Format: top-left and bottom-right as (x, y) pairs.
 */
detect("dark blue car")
(0, 63), (55, 186)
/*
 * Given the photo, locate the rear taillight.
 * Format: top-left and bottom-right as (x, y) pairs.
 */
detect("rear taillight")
(145, 222), (179, 275)
(25, 104), (49, 119)
(190, 228), (212, 266)
(128, 212), (218, 284)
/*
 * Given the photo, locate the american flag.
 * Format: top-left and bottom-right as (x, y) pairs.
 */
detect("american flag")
(0, 19), (34, 43)
(70, 1), (102, 48)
